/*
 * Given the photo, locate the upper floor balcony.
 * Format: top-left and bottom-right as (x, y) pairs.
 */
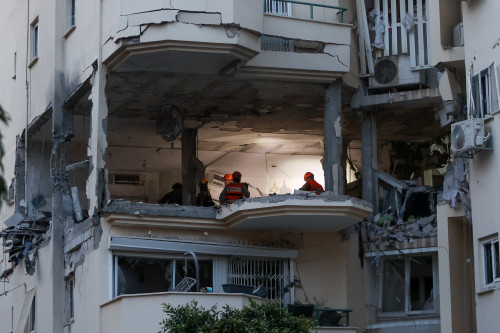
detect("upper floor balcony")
(104, 193), (372, 233)
(102, 0), (352, 82)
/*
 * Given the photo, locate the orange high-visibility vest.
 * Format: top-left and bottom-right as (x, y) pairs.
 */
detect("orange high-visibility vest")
(306, 180), (324, 194)
(226, 183), (244, 204)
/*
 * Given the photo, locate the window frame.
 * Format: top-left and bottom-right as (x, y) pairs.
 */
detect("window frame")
(30, 18), (39, 61)
(481, 236), (500, 288)
(65, 275), (75, 324)
(110, 251), (295, 303)
(64, 0), (76, 38)
(471, 63), (500, 118)
(25, 295), (36, 333)
(111, 253), (215, 298)
(377, 253), (439, 318)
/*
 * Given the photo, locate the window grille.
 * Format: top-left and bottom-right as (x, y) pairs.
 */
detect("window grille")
(261, 36), (294, 52)
(228, 257), (290, 304)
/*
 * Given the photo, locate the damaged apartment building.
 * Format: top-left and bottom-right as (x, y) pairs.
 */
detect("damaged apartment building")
(0, 0), (486, 332)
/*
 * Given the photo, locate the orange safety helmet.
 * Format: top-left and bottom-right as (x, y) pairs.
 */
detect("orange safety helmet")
(224, 174), (233, 181)
(200, 178), (208, 184)
(304, 172), (314, 181)
(232, 171), (242, 179)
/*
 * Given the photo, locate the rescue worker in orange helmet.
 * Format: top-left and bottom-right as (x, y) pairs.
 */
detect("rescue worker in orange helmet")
(197, 178), (215, 207)
(219, 171), (250, 204)
(223, 174), (233, 186)
(300, 172), (324, 194)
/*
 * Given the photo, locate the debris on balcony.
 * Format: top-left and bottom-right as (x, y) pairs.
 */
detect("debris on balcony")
(364, 171), (439, 249)
(0, 214), (50, 279)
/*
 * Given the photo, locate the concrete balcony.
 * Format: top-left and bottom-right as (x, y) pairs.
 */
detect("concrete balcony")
(100, 292), (357, 333)
(102, 0), (263, 73)
(101, 0), (352, 81)
(239, 14), (352, 82)
(100, 292), (264, 333)
(104, 194), (372, 232)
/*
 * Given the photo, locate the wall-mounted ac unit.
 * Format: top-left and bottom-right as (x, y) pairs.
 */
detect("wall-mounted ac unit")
(368, 56), (425, 89)
(206, 171), (226, 187)
(453, 22), (464, 47)
(110, 173), (145, 185)
(451, 118), (486, 155)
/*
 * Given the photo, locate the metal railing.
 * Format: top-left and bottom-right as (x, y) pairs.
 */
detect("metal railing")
(264, 0), (348, 23)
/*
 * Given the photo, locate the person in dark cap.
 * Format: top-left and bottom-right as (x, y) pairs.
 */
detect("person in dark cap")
(159, 183), (183, 205)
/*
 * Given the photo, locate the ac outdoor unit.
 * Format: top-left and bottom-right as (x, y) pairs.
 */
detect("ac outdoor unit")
(451, 118), (485, 155)
(207, 171), (226, 187)
(369, 56), (425, 89)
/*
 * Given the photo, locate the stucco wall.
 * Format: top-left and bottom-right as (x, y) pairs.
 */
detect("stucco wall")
(463, 1), (500, 331)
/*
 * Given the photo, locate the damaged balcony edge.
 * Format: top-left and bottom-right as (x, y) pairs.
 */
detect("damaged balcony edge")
(103, 39), (259, 71)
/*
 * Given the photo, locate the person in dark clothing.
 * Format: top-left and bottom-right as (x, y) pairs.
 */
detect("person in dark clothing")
(196, 178), (215, 207)
(219, 171), (250, 204)
(159, 183), (183, 205)
(300, 172), (324, 194)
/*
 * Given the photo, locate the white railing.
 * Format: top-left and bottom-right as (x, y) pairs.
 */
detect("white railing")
(261, 36), (295, 52)
(227, 258), (291, 304)
(359, 0), (431, 74)
(264, 0), (292, 16)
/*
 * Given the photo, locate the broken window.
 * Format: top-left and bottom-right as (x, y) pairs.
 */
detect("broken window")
(471, 64), (500, 118)
(482, 236), (500, 286)
(379, 254), (438, 315)
(114, 255), (213, 297)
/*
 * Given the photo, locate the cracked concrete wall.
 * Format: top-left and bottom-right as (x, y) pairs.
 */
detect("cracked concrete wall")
(103, 0), (264, 60)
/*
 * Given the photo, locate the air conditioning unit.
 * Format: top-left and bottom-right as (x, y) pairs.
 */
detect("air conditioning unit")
(110, 173), (145, 185)
(453, 22), (464, 47)
(368, 56), (425, 89)
(206, 171), (226, 187)
(451, 118), (485, 155)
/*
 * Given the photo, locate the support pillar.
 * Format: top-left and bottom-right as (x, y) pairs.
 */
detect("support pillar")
(324, 81), (343, 195)
(87, 64), (109, 216)
(361, 111), (378, 211)
(182, 128), (198, 206)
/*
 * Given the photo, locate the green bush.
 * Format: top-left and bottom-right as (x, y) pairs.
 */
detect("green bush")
(159, 300), (314, 333)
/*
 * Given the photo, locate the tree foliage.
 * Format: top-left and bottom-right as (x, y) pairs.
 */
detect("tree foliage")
(159, 300), (314, 333)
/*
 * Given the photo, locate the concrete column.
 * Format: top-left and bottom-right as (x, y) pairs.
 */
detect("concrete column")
(323, 81), (343, 195)
(361, 111), (378, 211)
(182, 128), (198, 206)
(48, 0), (73, 331)
(87, 65), (109, 216)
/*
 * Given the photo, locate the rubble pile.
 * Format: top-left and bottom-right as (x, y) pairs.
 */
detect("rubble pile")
(365, 171), (440, 248)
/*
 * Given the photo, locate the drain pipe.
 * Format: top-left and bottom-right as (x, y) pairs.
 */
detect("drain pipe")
(184, 251), (200, 292)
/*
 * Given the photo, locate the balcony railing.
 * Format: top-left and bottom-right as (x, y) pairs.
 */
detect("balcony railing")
(264, 0), (348, 23)
(261, 36), (295, 52)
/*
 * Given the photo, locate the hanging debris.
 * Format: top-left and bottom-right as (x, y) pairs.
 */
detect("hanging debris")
(0, 214), (50, 279)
